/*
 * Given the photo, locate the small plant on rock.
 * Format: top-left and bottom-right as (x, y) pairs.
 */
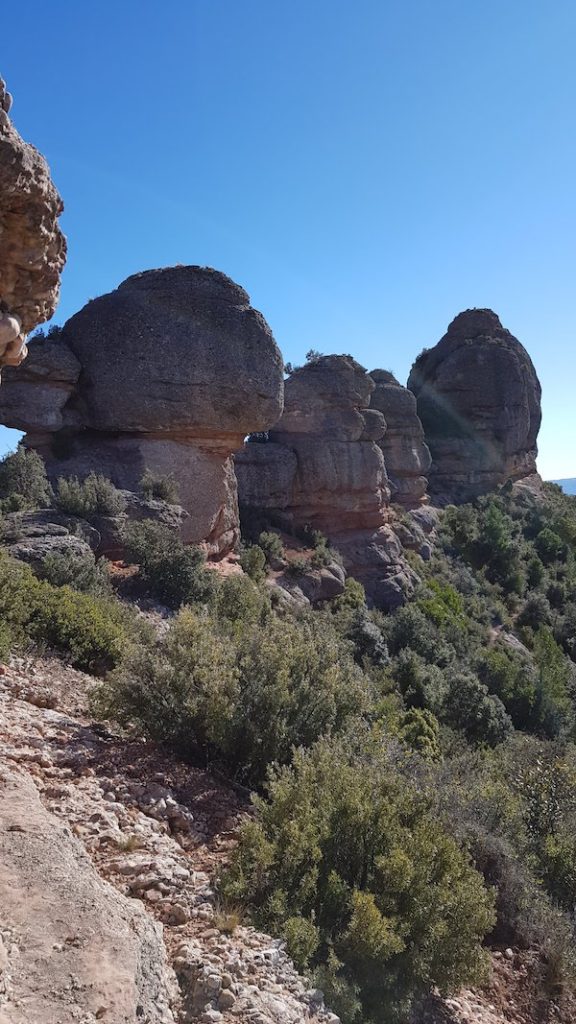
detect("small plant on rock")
(140, 469), (180, 504)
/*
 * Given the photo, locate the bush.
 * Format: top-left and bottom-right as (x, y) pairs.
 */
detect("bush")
(0, 551), (128, 673)
(140, 470), (179, 503)
(477, 646), (537, 731)
(286, 556), (309, 577)
(0, 446), (51, 512)
(240, 545), (266, 582)
(27, 584), (126, 673)
(99, 608), (367, 786)
(55, 473), (126, 518)
(396, 707), (441, 761)
(257, 530), (284, 563)
(221, 737), (494, 1022)
(122, 521), (215, 608)
(444, 672), (512, 746)
(38, 548), (112, 596)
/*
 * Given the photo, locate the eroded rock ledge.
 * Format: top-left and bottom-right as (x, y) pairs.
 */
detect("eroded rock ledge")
(0, 75), (66, 368)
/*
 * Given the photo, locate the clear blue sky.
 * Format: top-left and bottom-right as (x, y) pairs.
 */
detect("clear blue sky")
(2, 1), (575, 478)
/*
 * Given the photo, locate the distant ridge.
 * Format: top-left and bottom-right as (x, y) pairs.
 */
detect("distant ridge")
(552, 478), (576, 494)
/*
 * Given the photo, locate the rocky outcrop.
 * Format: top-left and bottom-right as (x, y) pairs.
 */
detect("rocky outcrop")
(1, 509), (99, 569)
(408, 310), (542, 503)
(368, 369), (431, 508)
(0, 655), (340, 1024)
(238, 356), (417, 608)
(0, 766), (176, 1023)
(0, 267), (284, 556)
(0, 76), (66, 369)
(269, 356), (389, 533)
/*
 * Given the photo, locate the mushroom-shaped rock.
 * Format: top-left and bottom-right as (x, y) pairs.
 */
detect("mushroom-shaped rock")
(369, 370), (431, 508)
(0, 267), (284, 557)
(407, 310), (542, 503)
(0, 76), (66, 360)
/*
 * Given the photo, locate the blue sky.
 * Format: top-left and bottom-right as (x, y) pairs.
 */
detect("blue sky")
(2, 1), (575, 478)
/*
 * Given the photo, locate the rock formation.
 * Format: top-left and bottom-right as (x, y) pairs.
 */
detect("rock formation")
(408, 309), (542, 503)
(237, 356), (417, 608)
(0, 767), (176, 1023)
(368, 369), (431, 508)
(0, 266), (284, 556)
(0, 75), (66, 369)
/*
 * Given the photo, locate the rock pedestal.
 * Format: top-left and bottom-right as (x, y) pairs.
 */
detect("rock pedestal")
(0, 266), (284, 556)
(408, 309), (542, 503)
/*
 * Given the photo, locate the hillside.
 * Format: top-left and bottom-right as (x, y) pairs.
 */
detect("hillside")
(2, 69), (576, 1024)
(553, 479), (576, 495)
(1, 449), (576, 1023)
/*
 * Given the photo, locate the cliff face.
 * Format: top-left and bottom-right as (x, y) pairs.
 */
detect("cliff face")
(408, 309), (542, 503)
(0, 76), (66, 368)
(369, 369), (431, 509)
(0, 266), (284, 556)
(237, 356), (417, 608)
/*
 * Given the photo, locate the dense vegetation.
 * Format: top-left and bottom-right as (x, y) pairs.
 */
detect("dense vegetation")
(1, 444), (576, 1021)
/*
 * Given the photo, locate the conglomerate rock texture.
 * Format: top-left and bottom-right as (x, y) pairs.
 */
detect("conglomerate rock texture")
(0, 266), (284, 556)
(368, 369), (431, 508)
(237, 356), (417, 608)
(0, 76), (66, 368)
(408, 309), (542, 503)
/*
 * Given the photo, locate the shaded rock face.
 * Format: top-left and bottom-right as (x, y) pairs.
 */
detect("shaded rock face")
(369, 369), (431, 508)
(0, 76), (66, 368)
(408, 309), (542, 503)
(238, 356), (417, 608)
(0, 267), (284, 556)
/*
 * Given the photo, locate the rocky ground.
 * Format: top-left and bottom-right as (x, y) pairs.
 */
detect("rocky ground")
(0, 652), (572, 1024)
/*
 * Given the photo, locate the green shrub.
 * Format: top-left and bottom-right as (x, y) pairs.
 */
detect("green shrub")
(38, 548), (112, 596)
(221, 737), (494, 1022)
(27, 584), (126, 673)
(393, 649), (448, 716)
(330, 578), (366, 612)
(99, 608), (367, 786)
(0, 446), (51, 512)
(444, 672), (512, 746)
(240, 545), (267, 582)
(396, 707), (441, 761)
(140, 469), (179, 503)
(477, 646), (536, 728)
(0, 550), (128, 673)
(257, 530), (285, 563)
(55, 473), (126, 518)
(210, 573), (271, 628)
(122, 521), (215, 608)
(286, 556), (309, 577)
(0, 620), (12, 662)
